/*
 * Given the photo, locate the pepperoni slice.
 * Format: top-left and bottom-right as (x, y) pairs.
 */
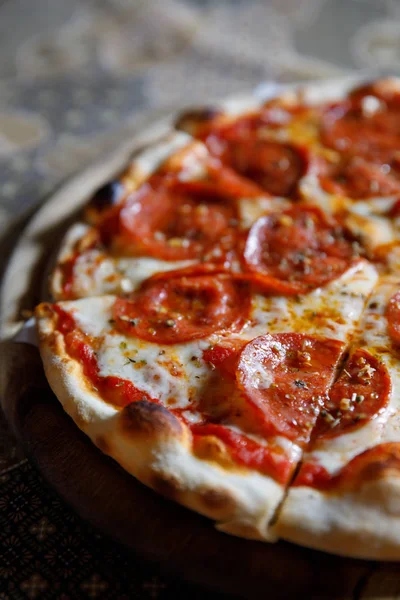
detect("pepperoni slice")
(236, 333), (344, 444)
(173, 161), (264, 199)
(243, 206), (358, 294)
(295, 443), (400, 491)
(320, 157), (400, 199)
(146, 262), (306, 297)
(113, 174), (239, 261)
(113, 274), (250, 344)
(321, 101), (400, 166)
(312, 348), (391, 441)
(145, 263), (231, 283)
(196, 341), (248, 427)
(386, 290), (400, 346)
(203, 117), (307, 197)
(388, 199), (400, 218)
(202, 340), (245, 377)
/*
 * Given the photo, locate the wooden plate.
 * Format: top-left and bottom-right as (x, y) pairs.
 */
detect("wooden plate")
(0, 107), (397, 599)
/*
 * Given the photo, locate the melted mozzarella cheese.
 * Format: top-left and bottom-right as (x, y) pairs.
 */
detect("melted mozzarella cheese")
(67, 296), (116, 336)
(238, 196), (291, 229)
(300, 172), (399, 219)
(72, 250), (124, 297)
(344, 212), (395, 251)
(69, 252), (194, 297)
(349, 197), (397, 216)
(68, 296), (211, 409)
(299, 173), (399, 251)
(361, 95), (384, 117)
(380, 244), (400, 277)
(274, 436), (303, 463)
(115, 257), (194, 291)
(96, 334), (211, 409)
(57, 223), (90, 262)
(243, 260), (378, 342)
(177, 143), (209, 181)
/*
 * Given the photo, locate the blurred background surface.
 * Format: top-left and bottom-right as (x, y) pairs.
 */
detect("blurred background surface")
(0, 1), (399, 598)
(1, 0), (399, 235)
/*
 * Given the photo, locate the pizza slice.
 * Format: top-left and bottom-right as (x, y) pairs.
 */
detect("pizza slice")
(35, 252), (377, 541)
(274, 276), (400, 558)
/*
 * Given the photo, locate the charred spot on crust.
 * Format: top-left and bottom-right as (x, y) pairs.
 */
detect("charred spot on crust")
(88, 180), (124, 211)
(361, 454), (400, 483)
(151, 472), (183, 499)
(175, 107), (222, 133)
(120, 400), (183, 440)
(200, 488), (234, 512)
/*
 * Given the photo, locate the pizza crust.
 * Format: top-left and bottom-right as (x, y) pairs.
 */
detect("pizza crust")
(35, 301), (285, 542)
(273, 481), (400, 560)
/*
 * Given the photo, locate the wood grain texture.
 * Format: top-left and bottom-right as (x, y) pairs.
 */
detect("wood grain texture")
(359, 566), (400, 599)
(0, 340), (380, 599)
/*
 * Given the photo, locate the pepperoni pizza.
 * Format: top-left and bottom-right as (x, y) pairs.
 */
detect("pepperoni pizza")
(35, 76), (400, 558)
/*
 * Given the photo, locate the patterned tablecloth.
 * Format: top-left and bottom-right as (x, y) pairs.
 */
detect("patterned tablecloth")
(1, 0), (400, 597)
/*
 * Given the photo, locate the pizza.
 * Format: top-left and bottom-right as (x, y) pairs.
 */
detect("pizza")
(34, 75), (400, 559)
